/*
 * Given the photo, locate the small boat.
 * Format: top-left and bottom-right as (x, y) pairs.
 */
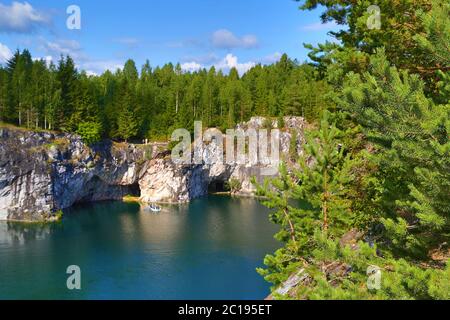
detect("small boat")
(146, 204), (162, 212)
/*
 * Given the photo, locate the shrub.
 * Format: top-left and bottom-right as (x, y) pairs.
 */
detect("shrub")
(77, 122), (103, 146)
(227, 178), (242, 193)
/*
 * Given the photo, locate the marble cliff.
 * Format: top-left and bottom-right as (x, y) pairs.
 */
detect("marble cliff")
(0, 117), (305, 221)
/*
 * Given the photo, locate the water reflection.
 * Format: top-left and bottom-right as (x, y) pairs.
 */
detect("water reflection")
(0, 197), (279, 300)
(0, 222), (55, 246)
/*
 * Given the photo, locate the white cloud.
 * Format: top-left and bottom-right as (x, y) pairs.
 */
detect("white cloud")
(181, 61), (203, 73)
(0, 43), (13, 63)
(182, 53), (256, 75)
(300, 21), (338, 31)
(39, 38), (122, 74)
(181, 53), (219, 65)
(0, 1), (50, 33)
(41, 39), (86, 61)
(80, 60), (123, 75)
(216, 54), (256, 75)
(211, 29), (259, 49)
(85, 70), (98, 77)
(33, 55), (53, 66)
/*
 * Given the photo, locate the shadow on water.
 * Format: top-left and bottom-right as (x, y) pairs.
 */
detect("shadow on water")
(0, 196), (280, 300)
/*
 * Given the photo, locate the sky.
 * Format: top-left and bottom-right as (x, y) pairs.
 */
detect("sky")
(0, 0), (340, 75)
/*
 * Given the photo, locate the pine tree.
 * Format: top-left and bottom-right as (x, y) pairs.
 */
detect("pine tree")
(117, 82), (138, 142)
(0, 67), (8, 122)
(56, 56), (78, 131)
(254, 112), (359, 287)
(337, 50), (449, 261)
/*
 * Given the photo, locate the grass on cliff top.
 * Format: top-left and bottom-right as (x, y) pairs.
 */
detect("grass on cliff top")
(0, 122), (59, 134)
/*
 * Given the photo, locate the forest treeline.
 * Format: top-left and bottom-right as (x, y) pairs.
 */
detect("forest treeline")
(0, 50), (329, 143)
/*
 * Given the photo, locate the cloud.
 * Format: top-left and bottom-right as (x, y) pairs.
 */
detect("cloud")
(181, 61), (203, 73)
(41, 39), (86, 60)
(36, 37), (123, 75)
(211, 29), (259, 49)
(181, 53), (219, 65)
(300, 21), (338, 31)
(114, 37), (140, 47)
(181, 53), (256, 75)
(0, 43), (13, 63)
(81, 60), (124, 75)
(0, 1), (50, 33)
(216, 54), (256, 75)
(33, 55), (53, 66)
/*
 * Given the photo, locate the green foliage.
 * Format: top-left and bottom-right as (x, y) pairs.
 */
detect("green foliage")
(337, 50), (450, 260)
(227, 178), (242, 193)
(0, 51), (327, 140)
(117, 106), (138, 141)
(255, 0), (449, 299)
(262, 118), (273, 130)
(288, 130), (298, 162)
(54, 210), (64, 222)
(254, 112), (361, 287)
(76, 121), (103, 145)
(277, 116), (285, 129)
(291, 232), (450, 300)
(299, 0), (449, 98)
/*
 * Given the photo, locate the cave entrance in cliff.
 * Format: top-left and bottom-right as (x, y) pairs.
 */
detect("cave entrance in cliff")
(208, 180), (226, 193)
(129, 183), (141, 197)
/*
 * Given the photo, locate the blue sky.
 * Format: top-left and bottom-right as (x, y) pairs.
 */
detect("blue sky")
(0, 0), (339, 74)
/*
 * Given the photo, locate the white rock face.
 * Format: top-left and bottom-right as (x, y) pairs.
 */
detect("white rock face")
(139, 159), (206, 203)
(0, 128), (143, 221)
(138, 116), (306, 203)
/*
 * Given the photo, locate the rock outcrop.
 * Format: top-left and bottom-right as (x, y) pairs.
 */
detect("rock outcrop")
(139, 158), (206, 203)
(0, 128), (142, 221)
(0, 116), (306, 221)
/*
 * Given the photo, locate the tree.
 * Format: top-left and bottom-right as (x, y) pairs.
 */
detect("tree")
(337, 50), (450, 261)
(299, 0), (449, 94)
(117, 80), (138, 142)
(0, 67), (8, 122)
(1, 49), (327, 139)
(117, 104), (138, 142)
(77, 121), (102, 146)
(254, 112), (359, 287)
(7, 50), (32, 126)
(56, 56), (78, 131)
(123, 59), (139, 85)
(282, 83), (302, 116)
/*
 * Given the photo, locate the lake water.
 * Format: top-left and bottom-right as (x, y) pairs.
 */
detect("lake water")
(0, 196), (279, 300)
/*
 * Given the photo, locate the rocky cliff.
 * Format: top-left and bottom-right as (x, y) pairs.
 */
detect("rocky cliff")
(0, 128), (142, 221)
(138, 116), (306, 203)
(0, 117), (306, 221)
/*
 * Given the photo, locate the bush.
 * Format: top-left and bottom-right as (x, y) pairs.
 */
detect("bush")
(77, 122), (103, 146)
(227, 178), (242, 193)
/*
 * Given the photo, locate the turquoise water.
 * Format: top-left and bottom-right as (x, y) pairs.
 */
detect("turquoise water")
(0, 196), (279, 300)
